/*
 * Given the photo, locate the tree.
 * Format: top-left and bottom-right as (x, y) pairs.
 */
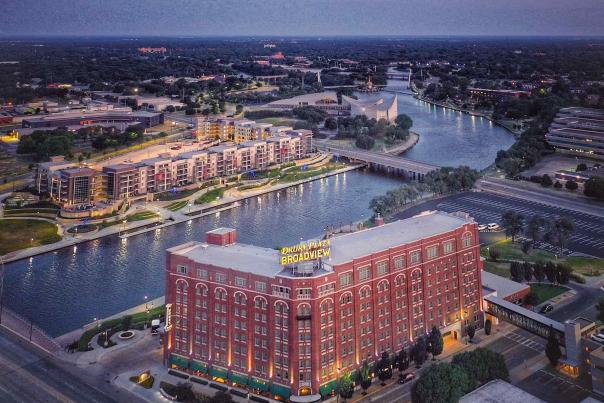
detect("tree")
(355, 134), (375, 150)
(584, 177), (604, 201)
(397, 348), (409, 376)
(595, 296), (604, 323)
(451, 348), (509, 388)
(523, 261), (533, 282)
(510, 261), (524, 283)
(338, 371), (354, 401)
(545, 261), (557, 283)
(466, 322), (475, 342)
(395, 114), (413, 130)
(484, 319), (492, 335)
(488, 248), (500, 262)
(576, 163), (587, 171)
(376, 351), (392, 385)
(324, 117), (338, 130)
(501, 211), (524, 242)
(554, 181), (563, 189)
(521, 240), (532, 254)
(525, 215), (545, 246)
(556, 263), (572, 285)
(429, 326), (444, 360)
(411, 363), (472, 403)
(541, 174), (553, 187)
(544, 217), (576, 251)
(565, 180), (578, 191)
(533, 262), (546, 283)
(359, 360), (372, 395)
(413, 337), (428, 367)
(545, 325), (562, 366)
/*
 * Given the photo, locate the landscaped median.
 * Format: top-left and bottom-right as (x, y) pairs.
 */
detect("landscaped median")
(125, 210), (159, 222)
(70, 305), (164, 352)
(0, 219), (62, 255)
(194, 187), (226, 205)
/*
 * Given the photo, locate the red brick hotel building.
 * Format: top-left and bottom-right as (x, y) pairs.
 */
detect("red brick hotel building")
(164, 210), (483, 401)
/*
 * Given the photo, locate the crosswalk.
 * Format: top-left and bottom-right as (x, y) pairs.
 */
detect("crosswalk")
(503, 331), (544, 353)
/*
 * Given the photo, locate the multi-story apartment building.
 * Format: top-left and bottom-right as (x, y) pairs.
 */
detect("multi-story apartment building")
(163, 211), (483, 402)
(35, 131), (313, 207)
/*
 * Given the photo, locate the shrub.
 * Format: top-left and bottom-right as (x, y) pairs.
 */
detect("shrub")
(554, 181), (563, 189)
(488, 248), (501, 262)
(541, 174), (553, 187)
(565, 180), (578, 191)
(484, 319), (492, 335)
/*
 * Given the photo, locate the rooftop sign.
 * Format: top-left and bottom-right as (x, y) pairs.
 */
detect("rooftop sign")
(280, 239), (331, 265)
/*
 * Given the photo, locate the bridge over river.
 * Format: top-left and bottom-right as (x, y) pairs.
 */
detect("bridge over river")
(315, 143), (439, 181)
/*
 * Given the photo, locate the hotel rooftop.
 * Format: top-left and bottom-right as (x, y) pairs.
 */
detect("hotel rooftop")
(167, 210), (476, 278)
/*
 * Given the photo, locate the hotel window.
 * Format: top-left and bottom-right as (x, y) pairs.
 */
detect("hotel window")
(444, 241), (454, 254)
(410, 251), (421, 265)
(235, 277), (247, 287)
(427, 246), (438, 260)
(358, 266), (371, 281)
(394, 256), (405, 270)
(377, 261), (389, 275)
(255, 281), (267, 293)
(340, 272), (352, 287)
(215, 273), (227, 284)
(196, 268), (208, 279)
(462, 234), (472, 248)
(177, 265), (188, 274)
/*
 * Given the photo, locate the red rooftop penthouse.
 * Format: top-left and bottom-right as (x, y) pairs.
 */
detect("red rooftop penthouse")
(164, 210), (484, 401)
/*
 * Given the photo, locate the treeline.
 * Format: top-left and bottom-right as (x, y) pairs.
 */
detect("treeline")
(507, 261), (573, 286)
(336, 113), (412, 150)
(500, 211), (576, 250)
(423, 166), (481, 195)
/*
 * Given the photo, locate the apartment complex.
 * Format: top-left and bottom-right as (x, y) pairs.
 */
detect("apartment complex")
(21, 107), (164, 129)
(163, 211), (483, 402)
(545, 107), (604, 161)
(195, 117), (308, 144)
(35, 130), (313, 206)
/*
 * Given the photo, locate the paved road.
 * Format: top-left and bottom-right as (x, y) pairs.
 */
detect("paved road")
(396, 191), (604, 258)
(0, 329), (117, 403)
(548, 282), (602, 323)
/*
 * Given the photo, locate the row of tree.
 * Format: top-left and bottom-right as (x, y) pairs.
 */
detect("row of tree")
(411, 348), (509, 403)
(501, 211), (576, 250)
(369, 184), (423, 217)
(508, 261), (572, 286)
(423, 166), (481, 195)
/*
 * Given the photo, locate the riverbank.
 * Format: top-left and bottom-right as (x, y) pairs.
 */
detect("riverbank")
(385, 132), (419, 155)
(413, 94), (520, 137)
(0, 163), (363, 264)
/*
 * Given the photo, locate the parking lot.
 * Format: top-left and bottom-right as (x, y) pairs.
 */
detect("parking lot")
(398, 192), (604, 258)
(516, 369), (592, 403)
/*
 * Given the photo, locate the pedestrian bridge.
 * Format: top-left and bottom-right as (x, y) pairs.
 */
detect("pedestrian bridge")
(316, 144), (439, 181)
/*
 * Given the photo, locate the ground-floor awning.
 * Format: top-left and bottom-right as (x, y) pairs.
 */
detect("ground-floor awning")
(270, 383), (291, 399)
(209, 366), (228, 380)
(169, 354), (189, 369)
(190, 360), (208, 374)
(249, 377), (269, 392)
(319, 380), (338, 397)
(229, 372), (249, 386)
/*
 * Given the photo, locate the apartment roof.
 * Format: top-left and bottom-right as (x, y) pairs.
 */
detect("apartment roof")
(459, 380), (545, 403)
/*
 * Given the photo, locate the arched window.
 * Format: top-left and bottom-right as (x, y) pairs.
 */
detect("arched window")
(254, 296), (268, 310)
(462, 232), (473, 248)
(195, 283), (208, 296)
(234, 292), (247, 305)
(297, 304), (311, 317)
(377, 280), (389, 293)
(359, 286), (372, 299)
(340, 292), (352, 305)
(214, 288), (227, 301)
(395, 275), (405, 287)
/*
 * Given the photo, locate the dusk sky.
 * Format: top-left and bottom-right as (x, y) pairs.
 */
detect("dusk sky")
(2, 0), (604, 37)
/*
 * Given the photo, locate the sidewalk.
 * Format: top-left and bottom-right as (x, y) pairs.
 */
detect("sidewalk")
(0, 307), (61, 353)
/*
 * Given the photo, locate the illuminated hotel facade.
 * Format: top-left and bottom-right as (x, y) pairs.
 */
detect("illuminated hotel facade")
(163, 211), (484, 401)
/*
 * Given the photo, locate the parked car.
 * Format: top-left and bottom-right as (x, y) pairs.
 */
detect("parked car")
(399, 372), (415, 384)
(477, 224), (488, 231)
(539, 304), (554, 314)
(487, 223), (500, 231)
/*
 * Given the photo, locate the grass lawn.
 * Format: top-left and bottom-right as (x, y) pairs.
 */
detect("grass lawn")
(126, 211), (159, 222)
(565, 257), (604, 276)
(166, 200), (189, 211)
(0, 219), (61, 255)
(483, 261), (511, 278)
(530, 283), (569, 305)
(256, 117), (300, 126)
(481, 239), (555, 263)
(195, 187), (225, 205)
(154, 187), (200, 201)
(276, 163), (347, 183)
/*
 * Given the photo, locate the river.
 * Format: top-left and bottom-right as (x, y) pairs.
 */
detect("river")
(2, 170), (403, 337)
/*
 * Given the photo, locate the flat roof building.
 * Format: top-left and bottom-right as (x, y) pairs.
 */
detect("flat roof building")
(459, 379), (545, 403)
(164, 210), (484, 401)
(546, 107), (604, 161)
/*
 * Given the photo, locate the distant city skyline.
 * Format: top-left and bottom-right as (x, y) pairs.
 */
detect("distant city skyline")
(2, 0), (604, 38)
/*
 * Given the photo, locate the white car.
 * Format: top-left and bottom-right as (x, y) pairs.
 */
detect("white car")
(478, 224), (488, 231)
(487, 223), (500, 231)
